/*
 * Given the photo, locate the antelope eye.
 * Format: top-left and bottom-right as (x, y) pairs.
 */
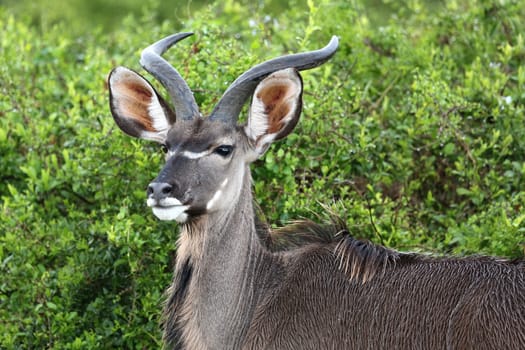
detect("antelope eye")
(214, 145), (234, 157)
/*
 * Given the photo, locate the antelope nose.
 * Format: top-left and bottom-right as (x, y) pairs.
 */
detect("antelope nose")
(147, 182), (173, 199)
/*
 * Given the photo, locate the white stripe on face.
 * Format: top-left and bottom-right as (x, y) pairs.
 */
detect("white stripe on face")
(165, 149), (208, 159)
(180, 150), (209, 159)
(206, 190), (222, 210)
(206, 179), (229, 210)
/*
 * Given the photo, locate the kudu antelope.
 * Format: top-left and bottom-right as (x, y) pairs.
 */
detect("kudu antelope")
(108, 32), (525, 349)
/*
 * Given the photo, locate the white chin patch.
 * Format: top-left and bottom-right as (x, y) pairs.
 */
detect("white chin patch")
(151, 206), (189, 222)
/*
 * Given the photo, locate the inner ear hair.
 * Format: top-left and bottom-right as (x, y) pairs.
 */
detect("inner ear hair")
(247, 68), (303, 148)
(109, 66), (174, 141)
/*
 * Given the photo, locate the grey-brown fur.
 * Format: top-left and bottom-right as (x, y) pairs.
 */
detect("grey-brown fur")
(163, 169), (525, 349)
(107, 33), (525, 350)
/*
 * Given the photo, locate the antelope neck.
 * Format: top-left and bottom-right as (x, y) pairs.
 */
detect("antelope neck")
(177, 167), (269, 347)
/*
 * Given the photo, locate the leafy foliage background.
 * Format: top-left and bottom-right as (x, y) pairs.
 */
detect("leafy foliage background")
(1, 0), (525, 348)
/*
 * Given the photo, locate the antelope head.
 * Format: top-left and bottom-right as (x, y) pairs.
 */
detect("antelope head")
(108, 32), (338, 223)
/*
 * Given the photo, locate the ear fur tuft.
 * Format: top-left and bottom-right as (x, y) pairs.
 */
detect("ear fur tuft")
(245, 68), (303, 155)
(108, 66), (174, 142)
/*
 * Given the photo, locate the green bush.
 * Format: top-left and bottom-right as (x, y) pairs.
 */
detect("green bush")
(1, 0), (524, 348)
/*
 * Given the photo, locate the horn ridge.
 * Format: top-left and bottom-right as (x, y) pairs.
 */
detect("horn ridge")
(140, 32), (200, 120)
(210, 36), (339, 123)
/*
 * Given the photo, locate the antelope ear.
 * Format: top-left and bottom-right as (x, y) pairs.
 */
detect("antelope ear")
(108, 66), (175, 143)
(245, 68), (303, 155)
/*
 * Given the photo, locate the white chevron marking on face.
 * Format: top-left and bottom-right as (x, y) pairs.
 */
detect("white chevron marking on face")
(206, 179), (229, 210)
(181, 150), (209, 159)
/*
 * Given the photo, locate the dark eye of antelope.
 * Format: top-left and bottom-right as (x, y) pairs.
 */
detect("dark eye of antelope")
(214, 145), (234, 157)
